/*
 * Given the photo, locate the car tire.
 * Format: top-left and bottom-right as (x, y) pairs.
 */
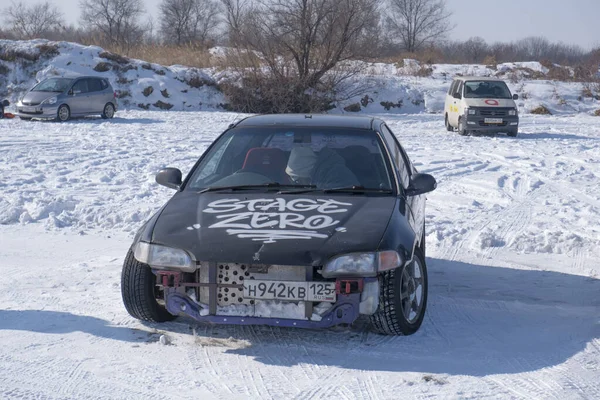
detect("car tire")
(101, 103), (115, 119)
(370, 248), (428, 335)
(507, 130), (518, 137)
(445, 114), (453, 132)
(458, 118), (468, 136)
(56, 105), (70, 122)
(19, 116), (32, 121)
(121, 248), (176, 322)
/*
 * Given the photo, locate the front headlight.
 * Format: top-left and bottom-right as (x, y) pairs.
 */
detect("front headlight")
(468, 108), (476, 115)
(42, 96), (57, 105)
(509, 109), (517, 116)
(133, 242), (195, 272)
(321, 250), (404, 278)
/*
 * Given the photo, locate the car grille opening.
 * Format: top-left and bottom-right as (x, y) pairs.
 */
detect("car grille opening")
(479, 108), (509, 116)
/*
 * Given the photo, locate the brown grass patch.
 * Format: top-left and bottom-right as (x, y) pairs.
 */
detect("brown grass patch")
(530, 105), (552, 115)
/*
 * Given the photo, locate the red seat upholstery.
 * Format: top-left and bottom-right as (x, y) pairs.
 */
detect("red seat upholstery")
(241, 147), (289, 182)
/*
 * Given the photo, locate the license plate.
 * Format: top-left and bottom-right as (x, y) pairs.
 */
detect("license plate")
(244, 280), (336, 302)
(484, 118), (503, 124)
(22, 106), (37, 112)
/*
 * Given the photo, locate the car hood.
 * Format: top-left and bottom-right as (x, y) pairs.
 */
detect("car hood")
(151, 191), (396, 266)
(21, 91), (59, 104)
(463, 98), (517, 108)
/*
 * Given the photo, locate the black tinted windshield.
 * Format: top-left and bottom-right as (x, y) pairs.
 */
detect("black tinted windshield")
(32, 78), (74, 93)
(186, 127), (394, 191)
(464, 81), (512, 99)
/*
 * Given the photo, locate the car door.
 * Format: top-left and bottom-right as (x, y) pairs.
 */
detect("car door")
(69, 78), (91, 115)
(449, 81), (463, 127)
(445, 80), (458, 122)
(86, 78), (105, 113)
(380, 124), (423, 239)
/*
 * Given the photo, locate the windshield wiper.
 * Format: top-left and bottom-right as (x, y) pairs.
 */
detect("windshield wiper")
(197, 182), (316, 193)
(322, 185), (393, 194)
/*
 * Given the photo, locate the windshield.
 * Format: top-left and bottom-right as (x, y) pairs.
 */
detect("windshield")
(186, 126), (394, 192)
(31, 78), (74, 93)
(464, 81), (512, 99)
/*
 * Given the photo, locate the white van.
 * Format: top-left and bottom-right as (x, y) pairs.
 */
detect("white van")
(444, 76), (519, 137)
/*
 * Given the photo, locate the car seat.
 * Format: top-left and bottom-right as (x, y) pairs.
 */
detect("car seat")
(240, 147), (290, 183)
(338, 145), (382, 188)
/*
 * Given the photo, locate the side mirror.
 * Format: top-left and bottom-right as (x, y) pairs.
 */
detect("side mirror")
(405, 173), (437, 197)
(453, 92), (461, 100)
(68, 89), (74, 95)
(156, 168), (182, 190)
(2, 99), (9, 107)
(512, 94), (519, 100)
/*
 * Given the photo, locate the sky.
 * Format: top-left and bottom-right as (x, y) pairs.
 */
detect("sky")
(11, 0), (600, 50)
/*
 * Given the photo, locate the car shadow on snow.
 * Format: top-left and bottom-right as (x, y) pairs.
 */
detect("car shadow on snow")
(469, 131), (595, 140)
(23, 116), (165, 124)
(182, 257), (600, 377)
(0, 309), (154, 343)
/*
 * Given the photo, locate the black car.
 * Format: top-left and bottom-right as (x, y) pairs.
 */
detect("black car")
(121, 114), (437, 335)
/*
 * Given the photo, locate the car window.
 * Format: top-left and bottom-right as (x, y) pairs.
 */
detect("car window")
(464, 80), (512, 99)
(88, 78), (103, 92)
(186, 127), (394, 191)
(31, 78), (73, 93)
(448, 80), (458, 95)
(380, 125), (411, 190)
(454, 81), (463, 97)
(72, 79), (89, 94)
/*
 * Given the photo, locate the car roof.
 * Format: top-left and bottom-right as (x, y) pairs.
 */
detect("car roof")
(44, 76), (107, 80)
(234, 114), (379, 130)
(454, 76), (506, 82)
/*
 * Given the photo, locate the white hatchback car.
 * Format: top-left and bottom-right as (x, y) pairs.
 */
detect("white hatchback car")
(444, 77), (519, 137)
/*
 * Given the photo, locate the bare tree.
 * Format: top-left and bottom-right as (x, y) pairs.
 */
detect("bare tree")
(159, 0), (221, 46)
(79, 0), (145, 52)
(221, 0), (381, 113)
(4, 1), (63, 39)
(386, 0), (452, 52)
(463, 36), (488, 63)
(220, 0), (248, 44)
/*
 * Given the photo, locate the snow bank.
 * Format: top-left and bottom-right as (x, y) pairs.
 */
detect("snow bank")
(0, 39), (225, 111)
(1, 39), (599, 116)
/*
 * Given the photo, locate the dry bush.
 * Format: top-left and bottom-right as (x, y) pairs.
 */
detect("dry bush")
(123, 44), (213, 68)
(547, 65), (572, 81)
(483, 55), (497, 68)
(530, 105), (552, 115)
(594, 109), (600, 116)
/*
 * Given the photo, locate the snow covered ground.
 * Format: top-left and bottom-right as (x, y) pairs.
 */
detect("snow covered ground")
(1, 111), (599, 399)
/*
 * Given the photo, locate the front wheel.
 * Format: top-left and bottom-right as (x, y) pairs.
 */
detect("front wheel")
(101, 103), (115, 119)
(370, 248), (428, 335)
(19, 116), (32, 121)
(458, 118), (468, 136)
(56, 105), (70, 122)
(121, 249), (176, 322)
(507, 130), (518, 137)
(445, 114), (453, 132)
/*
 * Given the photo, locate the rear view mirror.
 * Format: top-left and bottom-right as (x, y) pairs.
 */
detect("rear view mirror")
(453, 93), (461, 100)
(1, 99), (9, 107)
(405, 173), (437, 197)
(156, 168), (182, 190)
(513, 94), (519, 100)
